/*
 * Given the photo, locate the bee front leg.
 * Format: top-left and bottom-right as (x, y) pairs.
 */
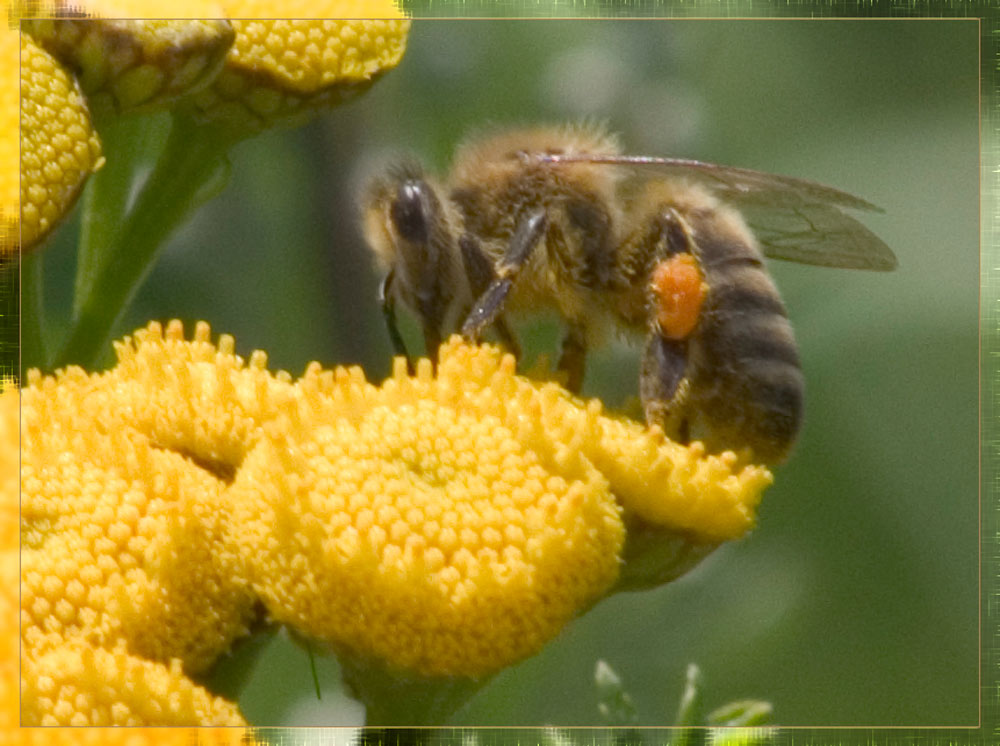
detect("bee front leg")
(378, 269), (414, 372)
(460, 208), (548, 342)
(640, 331), (692, 443)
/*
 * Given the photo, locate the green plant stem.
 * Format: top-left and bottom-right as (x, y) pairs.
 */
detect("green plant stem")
(74, 111), (167, 320)
(54, 108), (236, 370)
(20, 250), (46, 375)
(338, 649), (488, 727)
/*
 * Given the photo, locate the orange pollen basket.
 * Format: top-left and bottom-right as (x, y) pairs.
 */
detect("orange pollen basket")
(650, 254), (707, 340)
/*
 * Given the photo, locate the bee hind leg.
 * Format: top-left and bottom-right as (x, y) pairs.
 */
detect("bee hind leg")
(640, 331), (691, 442)
(460, 207), (548, 341)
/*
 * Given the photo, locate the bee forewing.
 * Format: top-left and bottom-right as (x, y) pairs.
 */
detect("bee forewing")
(742, 202), (897, 271)
(532, 152), (897, 271)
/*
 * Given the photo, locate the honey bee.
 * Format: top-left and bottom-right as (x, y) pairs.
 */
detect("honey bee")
(360, 123), (896, 464)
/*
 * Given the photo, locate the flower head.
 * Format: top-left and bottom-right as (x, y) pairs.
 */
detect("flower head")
(234, 341), (626, 677)
(12, 2), (409, 254)
(15, 320), (771, 722)
(23, 17), (235, 112)
(20, 326), (263, 676)
(1, 382), (249, 735)
(0, 29), (17, 252)
(190, 11), (410, 132)
(21, 638), (246, 726)
(17, 30), (104, 252)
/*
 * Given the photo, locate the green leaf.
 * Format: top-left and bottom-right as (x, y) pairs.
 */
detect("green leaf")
(594, 660), (638, 726)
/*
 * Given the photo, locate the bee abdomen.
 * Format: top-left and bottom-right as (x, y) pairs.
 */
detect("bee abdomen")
(695, 261), (804, 462)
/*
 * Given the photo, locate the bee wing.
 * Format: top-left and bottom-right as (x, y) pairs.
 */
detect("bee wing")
(530, 153), (898, 271)
(738, 200), (896, 271)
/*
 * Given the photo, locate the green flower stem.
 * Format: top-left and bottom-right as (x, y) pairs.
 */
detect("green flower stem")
(338, 649), (489, 727)
(673, 664), (706, 746)
(20, 250), (47, 375)
(75, 110), (168, 320)
(54, 108), (236, 369)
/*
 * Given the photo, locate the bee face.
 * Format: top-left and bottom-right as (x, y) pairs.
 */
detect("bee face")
(360, 123), (895, 464)
(360, 166), (470, 357)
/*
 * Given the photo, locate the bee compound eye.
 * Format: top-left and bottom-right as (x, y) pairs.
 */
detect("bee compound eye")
(391, 180), (431, 243)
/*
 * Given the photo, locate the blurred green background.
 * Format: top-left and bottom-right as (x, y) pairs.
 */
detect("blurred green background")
(36, 19), (979, 727)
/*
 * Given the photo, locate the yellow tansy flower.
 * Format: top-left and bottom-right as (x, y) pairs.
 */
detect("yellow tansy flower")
(15, 319), (770, 723)
(20, 345), (260, 675)
(12, 2), (408, 253)
(21, 639), (246, 726)
(2, 382), (255, 736)
(233, 349), (625, 677)
(23, 17), (235, 112)
(19, 31), (104, 252)
(191, 11), (410, 132)
(0, 28), (17, 252)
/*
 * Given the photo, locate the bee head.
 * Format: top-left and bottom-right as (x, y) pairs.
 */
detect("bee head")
(389, 178), (435, 244)
(360, 161), (469, 345)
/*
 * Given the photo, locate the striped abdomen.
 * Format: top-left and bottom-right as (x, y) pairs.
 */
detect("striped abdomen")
(687, 215), (804, 462)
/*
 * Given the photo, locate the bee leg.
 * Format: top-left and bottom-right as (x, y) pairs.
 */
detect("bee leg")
(657, 207), (695, 258)
(460, 208), (548, 341)
(422, 326), (443, 366)
(458, 233), (521, 358)
(378, 269), (414, 373)
(640, 331), (691, 443)
(557, 326), (587, 393)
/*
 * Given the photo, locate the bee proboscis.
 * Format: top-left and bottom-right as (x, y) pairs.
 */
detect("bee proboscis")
(360, 123), (896, 464)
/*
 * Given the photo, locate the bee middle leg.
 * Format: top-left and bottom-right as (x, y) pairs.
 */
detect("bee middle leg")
(458, 233), (521, 357)
(460, 207), (547, 342)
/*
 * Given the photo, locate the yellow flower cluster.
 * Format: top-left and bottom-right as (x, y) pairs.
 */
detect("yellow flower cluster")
(235, 344), (625, 676)
(17, 31), (105, 251)
(15, 320), (770, 722)
(20, 355), (258, 674)
(191, 14), (410, 132)
(23, 18), (236, 112)
(21, 639), (246, 726)
(0, 30), (17, 250)
(0, 383), (248, 735)
(10, 3), (410, 252)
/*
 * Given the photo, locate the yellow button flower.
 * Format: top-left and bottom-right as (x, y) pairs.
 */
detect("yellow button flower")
(20, 340), (261, 676)
(23, 17), (235, 112)
(12, 2), (408, 255)
(0, 383), (250, 735)
(192, 2), (410, 131)
(17, 31), (104, 252)
(21, 639), (246, 726)
(0, 29), (16, 252)
(234, 349), (625, 677)
(13, 319), (771, 723)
